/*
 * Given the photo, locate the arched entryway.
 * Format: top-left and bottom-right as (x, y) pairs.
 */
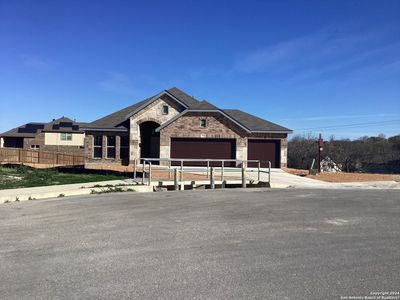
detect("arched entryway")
(139, 121), (160, 161)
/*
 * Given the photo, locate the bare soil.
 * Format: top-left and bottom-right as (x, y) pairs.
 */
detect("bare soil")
(283, 168), (400, 183)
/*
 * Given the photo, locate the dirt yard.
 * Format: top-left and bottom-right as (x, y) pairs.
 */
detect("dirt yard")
(283, 168), (400, 183)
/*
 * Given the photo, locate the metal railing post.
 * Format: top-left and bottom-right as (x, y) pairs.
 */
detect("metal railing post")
(168, 159), (172, 180)
(258, 161), (261, 182)
(148, 162), (152, 186)
(174, 168), (179, 191)
(210, 167), (215, 189)
(241, 166), (246, 188)
(207, 160), (210, 178)
(221, 161), (224, 181)
(133, 159), (137, 180)
(180, 160), (184, 190)
(268, 161), (271, 184)
(142, 161), (146, 185)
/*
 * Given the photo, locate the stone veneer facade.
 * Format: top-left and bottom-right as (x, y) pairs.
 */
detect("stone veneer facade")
(129, 95), (185, 161)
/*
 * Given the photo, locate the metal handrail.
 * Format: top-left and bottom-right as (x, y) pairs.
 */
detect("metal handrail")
(135, 157), (271, 187)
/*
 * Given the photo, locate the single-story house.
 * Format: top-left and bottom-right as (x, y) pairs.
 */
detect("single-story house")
(1, 87), (292, 167)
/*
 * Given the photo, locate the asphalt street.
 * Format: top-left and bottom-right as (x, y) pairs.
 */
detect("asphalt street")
(0, 189), (399, 299)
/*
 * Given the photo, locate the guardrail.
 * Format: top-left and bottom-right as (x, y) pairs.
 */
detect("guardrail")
(133, 158), (271, 189)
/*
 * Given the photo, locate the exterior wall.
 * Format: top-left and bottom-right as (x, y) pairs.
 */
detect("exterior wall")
(84, 131), (129, 167)
(44, 132), (85, 146)
(23, 132), (84, 155)
(158, 112), (289, 167)
(160, 112), (248, 165)
(129, 95), (184, 162)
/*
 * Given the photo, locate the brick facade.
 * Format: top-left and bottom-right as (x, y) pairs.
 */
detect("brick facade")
(158, 112), (288, 167)
(84, 130), (129, 167)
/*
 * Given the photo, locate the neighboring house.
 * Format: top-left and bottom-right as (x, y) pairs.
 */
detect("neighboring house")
(0, 117), (85, 155)
(0, 87), (292, 167)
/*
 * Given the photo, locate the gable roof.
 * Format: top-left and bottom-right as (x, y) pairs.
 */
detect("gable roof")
(223, 109), (292, 132)
(0, 117), (85, 137)
(86, 87), (199, 129)
(0, 122), (45, 138)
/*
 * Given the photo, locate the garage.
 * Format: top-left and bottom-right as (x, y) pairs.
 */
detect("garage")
(248, 139), (280, 168)
(171, 138), (236, 166)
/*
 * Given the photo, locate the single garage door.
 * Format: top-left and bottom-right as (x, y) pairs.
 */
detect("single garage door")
(171, 138), (236, 166)
(248, 139), (280, 168)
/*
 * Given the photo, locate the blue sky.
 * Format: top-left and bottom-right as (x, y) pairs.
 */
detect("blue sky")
(0, 0), (399, 139)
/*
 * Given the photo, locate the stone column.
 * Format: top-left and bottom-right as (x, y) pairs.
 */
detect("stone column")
(280, 138), (288, 168)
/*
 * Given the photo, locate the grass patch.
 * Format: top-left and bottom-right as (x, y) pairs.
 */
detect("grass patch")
(90, 186), (135, 194)
(0, 165), (130, 190)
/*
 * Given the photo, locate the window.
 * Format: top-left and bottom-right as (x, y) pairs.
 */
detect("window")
(30, 145), (40, 150)
(107, 136), (116, 159)
(93, 136), (102, 158)
(200, 118), (207, 128)
(120, 136), (129, 159)
(162, 105), (169, 115)
(60, 132), (72, 141)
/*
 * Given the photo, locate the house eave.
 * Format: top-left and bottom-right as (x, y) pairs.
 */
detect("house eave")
(81, 127), (128, 132)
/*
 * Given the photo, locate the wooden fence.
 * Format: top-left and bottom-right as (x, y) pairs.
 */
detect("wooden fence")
(0, 148), (85, 167)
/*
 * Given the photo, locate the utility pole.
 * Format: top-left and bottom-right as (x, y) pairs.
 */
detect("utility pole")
(317, 133), (324, 173)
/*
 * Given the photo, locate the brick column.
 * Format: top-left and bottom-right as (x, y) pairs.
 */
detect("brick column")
(115, 135), (121, 160)
(102, 135), (107, 159)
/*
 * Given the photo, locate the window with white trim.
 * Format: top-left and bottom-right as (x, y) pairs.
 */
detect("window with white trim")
(30, 145), (40, 150)
(60, 132), (72, 141)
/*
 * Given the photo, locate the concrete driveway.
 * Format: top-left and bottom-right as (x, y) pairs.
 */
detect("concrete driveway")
(0, 189), (399, 299)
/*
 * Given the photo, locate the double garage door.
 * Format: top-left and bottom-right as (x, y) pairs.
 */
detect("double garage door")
(170, 138), (280, 168)
(171, 138), (236, 166)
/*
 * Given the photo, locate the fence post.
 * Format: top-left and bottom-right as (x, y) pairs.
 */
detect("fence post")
(258, 161), (261, 182)
(221, 161), (224, 181)
(241, 166), (246, 188)
(19, 149), (22, 163)
(210, 167), (215, 189)
(148, 162), (152, 186)
(207, 160), (210, 178)
(174, 168), (179, 191)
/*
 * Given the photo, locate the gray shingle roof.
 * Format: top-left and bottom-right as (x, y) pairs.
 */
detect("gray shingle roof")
(188, 100), (218, 110)
(0, 123), (45, 137)
(87, 87), (199, 129)
(223, 109), (292, 132)
(88, 98), (150, 129)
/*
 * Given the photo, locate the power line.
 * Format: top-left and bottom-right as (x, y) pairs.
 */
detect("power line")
(294, 119), (400, 131)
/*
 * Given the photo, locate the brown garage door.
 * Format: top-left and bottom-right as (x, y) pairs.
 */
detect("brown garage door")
(248, 139), (280, 168)
(171, 138), (236, 166)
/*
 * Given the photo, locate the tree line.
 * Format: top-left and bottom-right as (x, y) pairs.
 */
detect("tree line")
(288, 134), (400, 173)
